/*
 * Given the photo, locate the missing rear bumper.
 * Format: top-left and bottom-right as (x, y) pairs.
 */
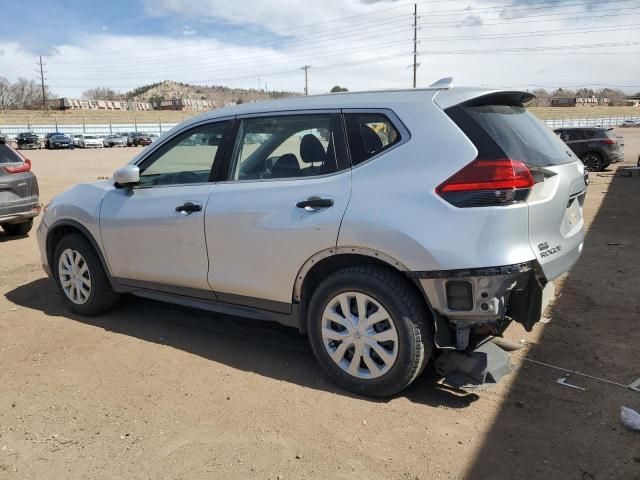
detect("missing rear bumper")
(409, 262), (554, 350)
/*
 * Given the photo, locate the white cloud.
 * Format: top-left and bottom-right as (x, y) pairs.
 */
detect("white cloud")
(2, 0), (639, 97)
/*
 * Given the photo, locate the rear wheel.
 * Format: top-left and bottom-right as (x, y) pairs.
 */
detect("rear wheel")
(1, 219), (33, 236)
(307, 265), (433, 398)
(581, 152), (604, 172)
(53, 234), (120, 315)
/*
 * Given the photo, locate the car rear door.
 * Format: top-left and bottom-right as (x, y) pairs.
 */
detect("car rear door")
(204, 112), (351, 309)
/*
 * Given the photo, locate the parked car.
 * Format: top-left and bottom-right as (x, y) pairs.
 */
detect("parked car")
(15, 132), (41, 150)
(72, 135), (82, 147)
(620, 119), (639, 128)
(125, 132), (138, 146)
(48, 134), (73, 149)
(44, 132), (58, 149)
(103, 134), (127, 148)
(37, 84), (587, 397)
(554, 127), (624, 171)
(78, 134), (104, 148)
(149, 134), (159, 143)
(131, 133), (152, 147)
(0, 136), (39, 236)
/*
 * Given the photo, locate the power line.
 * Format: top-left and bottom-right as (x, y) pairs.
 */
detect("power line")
(15, 0), (635, 65)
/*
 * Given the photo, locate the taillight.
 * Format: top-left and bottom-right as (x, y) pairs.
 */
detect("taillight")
(436, 158), (534, 208)
(5, 158), (31, 174)
(601, 138), (616, 145)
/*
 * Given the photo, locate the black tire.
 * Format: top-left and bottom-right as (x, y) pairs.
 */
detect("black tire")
(581, 152), (604, 172)
(1, 219), (33, 236)
(307, 265), (433, 398)
(53, 233), (120, 315)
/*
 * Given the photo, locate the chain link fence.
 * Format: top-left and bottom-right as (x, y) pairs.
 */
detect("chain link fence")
(1, 114), (640, 139)
(542, 115), (640, 129)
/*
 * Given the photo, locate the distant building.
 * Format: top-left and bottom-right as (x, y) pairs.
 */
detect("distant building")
(52, 98), (152, 111)
(627, 97), (640, 107)
(150, 98), (218, 111)
(550, 96), (610, 107)
(550, 97), (576, 107)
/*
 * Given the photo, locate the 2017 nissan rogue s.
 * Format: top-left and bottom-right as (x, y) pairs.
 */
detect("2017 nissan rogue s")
(37, 82), (587, 397)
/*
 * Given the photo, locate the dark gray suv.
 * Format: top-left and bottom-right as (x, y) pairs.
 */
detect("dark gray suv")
(0, 137), (40, 236)
(554, 127), (624, 172)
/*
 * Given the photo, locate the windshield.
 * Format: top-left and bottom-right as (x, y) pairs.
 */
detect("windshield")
(84, 135), (97, 139)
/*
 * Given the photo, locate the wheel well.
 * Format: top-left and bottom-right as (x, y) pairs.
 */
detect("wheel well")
(46, 224), (111, 280)
(297, 253), (431, 333)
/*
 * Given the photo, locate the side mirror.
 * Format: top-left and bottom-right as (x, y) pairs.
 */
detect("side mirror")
(114, 165), (140, 188)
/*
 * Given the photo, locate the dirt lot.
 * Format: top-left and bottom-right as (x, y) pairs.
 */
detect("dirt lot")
(1, 134), (639, 480)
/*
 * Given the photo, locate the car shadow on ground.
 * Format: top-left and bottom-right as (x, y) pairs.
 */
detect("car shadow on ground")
(5, 277), (478, 409)
(0, 231), (29, 243)
(462, 170), (640, 479)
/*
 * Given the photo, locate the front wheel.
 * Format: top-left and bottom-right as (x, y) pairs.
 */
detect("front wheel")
(53, 234), (120, 315)
(307, 266), (433, 398)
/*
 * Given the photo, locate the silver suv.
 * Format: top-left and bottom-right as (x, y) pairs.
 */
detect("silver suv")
(37, 84), (587, 397)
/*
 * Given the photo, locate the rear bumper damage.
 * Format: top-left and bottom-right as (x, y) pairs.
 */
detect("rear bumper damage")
(408, 262), (555, 389)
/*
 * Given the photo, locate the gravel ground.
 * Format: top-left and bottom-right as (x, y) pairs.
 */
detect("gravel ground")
(1, 132), (639, 480)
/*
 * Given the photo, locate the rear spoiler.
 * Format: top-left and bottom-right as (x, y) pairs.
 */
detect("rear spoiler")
(434, 89), (535, 110)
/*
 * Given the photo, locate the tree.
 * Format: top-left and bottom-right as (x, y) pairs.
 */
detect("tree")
(595, 88), (627, 106)
(330, 85), (348, 93)
(575, 88), (595, 98)
(0, 76), (56, 110)
(236, 97), (244, 104)
(531, 88), (550, 107)
(82, 87), (121, 100)
(551, 88), (576, 98)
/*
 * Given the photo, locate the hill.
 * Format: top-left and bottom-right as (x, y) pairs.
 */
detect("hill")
(123, 80), (298, 104)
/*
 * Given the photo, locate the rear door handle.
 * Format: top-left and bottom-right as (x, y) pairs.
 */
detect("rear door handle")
(296, 197), (334, 211)
(175, 202), (202, 215)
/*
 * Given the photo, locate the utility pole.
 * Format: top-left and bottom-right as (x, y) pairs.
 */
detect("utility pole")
(301, 65), (311, 95)
(412, 3), (419, 88)
(37, 56), (47, 111)
(257, 78), (261, 91)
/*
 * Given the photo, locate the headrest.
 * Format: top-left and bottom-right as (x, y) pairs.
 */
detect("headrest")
(361, 125), (383, 154)
(300, 134), (325, 164)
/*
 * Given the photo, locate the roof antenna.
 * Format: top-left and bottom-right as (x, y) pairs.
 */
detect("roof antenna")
(429, 77), (454, 89)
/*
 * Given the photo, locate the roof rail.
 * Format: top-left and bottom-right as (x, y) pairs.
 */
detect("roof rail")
(429, 77), (454, 89)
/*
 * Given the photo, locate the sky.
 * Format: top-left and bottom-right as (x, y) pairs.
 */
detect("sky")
(0, 0), (638, 97)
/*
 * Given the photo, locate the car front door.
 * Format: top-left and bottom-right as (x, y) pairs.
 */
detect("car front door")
(205, 112), (351, 310)
(100, 120), (231, 292)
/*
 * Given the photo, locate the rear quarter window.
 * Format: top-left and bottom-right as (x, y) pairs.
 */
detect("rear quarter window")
(344, 113), (401, 166)
(455, 105), (573, 167)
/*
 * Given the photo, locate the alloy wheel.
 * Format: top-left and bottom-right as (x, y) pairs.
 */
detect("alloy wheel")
(582, 154), (603, 172)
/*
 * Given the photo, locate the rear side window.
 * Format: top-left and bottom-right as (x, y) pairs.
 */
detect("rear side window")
(0, 145), (22, 164)
(566, 130), (585, 141)
(452, 105), (573, 167)
(345, 113), (400, 166)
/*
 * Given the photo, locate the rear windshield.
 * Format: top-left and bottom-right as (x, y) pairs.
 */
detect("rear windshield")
(462, 105), (573, 166)
(0, 144), (22, 164)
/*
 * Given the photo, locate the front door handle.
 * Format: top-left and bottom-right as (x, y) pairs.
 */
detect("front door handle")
(175, 202), (202, 215)
(296, 197), (334, 211)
